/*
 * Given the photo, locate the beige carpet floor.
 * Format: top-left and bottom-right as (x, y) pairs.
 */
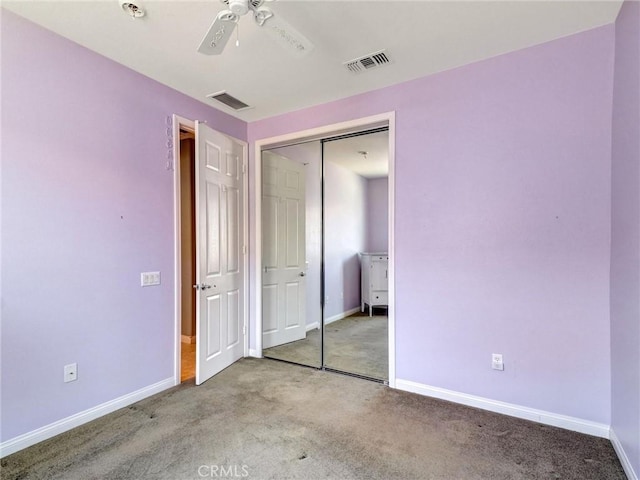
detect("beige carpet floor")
(1, 358), (625, 480)
(263, 312), (388, 380)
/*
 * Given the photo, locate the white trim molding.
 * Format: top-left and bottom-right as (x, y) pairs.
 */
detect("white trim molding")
(610, 428), (638, 480)
(395, 379), (610, 438)
(0, 378), (174, 458)
(306, 322), (320, 332)
(248, 349), (261, 358)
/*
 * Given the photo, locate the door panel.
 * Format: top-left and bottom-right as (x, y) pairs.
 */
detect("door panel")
(205, 294), (221, 357)
(262, 284), (278, 333)
(285, 282), (302, 328)
(263, 195), (279, 268)
(195, 122), (245, 385)
(205, 143), (221, 171)
(206, 182), (221, 275)
(261, 151), (306, 349)
(227, 289), (240, 346)
(226, 153), (239, 180)
(285, 170), (300, 190)
(285, 199), (301, 267)
(226, 187), (240, 274)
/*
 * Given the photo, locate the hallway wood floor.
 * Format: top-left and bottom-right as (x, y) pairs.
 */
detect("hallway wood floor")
(181, 342), (195, 382)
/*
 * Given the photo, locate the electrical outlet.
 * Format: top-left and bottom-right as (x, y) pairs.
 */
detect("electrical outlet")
(141, 271), (161, 287)
(492, 354), (504, 371)
(64, 363), (78, 383)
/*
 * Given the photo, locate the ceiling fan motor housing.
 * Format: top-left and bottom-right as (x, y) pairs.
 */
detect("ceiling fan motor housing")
(228, 0), (249, 16)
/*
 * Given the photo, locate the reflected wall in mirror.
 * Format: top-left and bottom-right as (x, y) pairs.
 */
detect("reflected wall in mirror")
(323, 130), (389, 380)
(261, 142), (322, 368)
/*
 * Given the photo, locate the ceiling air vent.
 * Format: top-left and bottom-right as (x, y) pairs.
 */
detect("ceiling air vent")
(344, 50), (392, 74)
(206, 91), (251, 111)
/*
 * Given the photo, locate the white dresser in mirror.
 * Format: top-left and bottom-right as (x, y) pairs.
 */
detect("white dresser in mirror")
(360, 253), (388, 316)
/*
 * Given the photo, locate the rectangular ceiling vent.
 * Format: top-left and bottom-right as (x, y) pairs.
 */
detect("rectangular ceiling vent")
(206, 91), (251, 111)
(344, 50), (392, 74)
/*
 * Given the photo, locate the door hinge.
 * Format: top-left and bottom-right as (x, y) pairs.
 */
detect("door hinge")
(242, 164), (247, 174)
(242, 245), (247, 255)
(242, 325), (246, 335)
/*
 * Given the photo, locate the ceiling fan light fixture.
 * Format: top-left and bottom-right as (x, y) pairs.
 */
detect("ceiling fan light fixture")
(228, 0), (249, 16)
(254, 7), (273, 27)
(200, 0), (314, 57)
(264, 20), (314, 57)
(219, 11), (239, 23)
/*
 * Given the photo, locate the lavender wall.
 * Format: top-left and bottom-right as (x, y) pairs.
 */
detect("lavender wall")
(324, 161), (367, 319)
(0, 11), (245, 442)
(249, 25), (615, 423)
(610, 0), (640, 475)
(366, 178), (389, 253)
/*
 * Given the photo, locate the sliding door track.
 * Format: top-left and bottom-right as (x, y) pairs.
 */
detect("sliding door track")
(322, 367), (388, 385)
(262, 356), (388, 385)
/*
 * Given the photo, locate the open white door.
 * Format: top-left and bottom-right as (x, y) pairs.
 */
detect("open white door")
(195, 121), (244, 385)
(262, 151), (306, 349)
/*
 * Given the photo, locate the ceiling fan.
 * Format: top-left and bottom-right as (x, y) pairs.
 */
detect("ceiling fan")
(197, 0), (314, 57)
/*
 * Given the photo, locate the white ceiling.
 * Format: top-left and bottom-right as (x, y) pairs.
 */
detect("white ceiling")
(2, 1), (623, 122)
(324, 130), (389, 179)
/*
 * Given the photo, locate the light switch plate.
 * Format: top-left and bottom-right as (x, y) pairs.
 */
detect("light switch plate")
(141, 271), (161, 287)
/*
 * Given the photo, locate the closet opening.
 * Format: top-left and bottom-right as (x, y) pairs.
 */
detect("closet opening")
(259, 123), (392, 384)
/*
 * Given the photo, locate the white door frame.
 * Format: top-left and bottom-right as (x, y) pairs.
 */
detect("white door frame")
(172, 114), (249, 386)
(252, 111), (396, 388)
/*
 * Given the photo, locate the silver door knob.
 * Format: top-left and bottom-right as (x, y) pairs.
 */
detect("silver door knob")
(193, 283), (212, 290)
(299, 272), (306, 277)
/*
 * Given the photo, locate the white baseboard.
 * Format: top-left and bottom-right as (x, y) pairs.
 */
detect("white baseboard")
(181, 335), (195, 344)
(395, 379), (610, 438)
(325, 307), (360, 325)
(0, 377), (174, 458)
(611, 428), (638, 480)
(306, 322), (319, 332)
(248, 349), (261, 358)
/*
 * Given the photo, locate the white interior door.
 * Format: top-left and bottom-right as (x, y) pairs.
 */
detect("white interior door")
(195, 121), (244, 385)
(262, 151), (306, 349)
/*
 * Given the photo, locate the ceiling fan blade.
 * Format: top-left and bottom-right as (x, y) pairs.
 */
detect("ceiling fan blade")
(259, 11), (314, 58)
(197, 10), (238, 55)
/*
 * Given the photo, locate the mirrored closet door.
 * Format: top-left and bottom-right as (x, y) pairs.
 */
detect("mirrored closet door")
(322, 130), (389, 381)
(261, 128), (389, 382)
(261, 142), (322, 368)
